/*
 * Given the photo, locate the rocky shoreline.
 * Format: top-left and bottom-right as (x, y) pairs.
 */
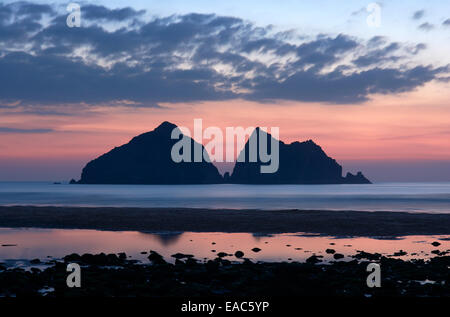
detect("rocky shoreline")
(1, 250), (449, 297)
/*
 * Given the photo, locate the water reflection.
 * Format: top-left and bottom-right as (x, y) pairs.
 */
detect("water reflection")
(137, 232), (183, 246)
(0, 228), (448, 265)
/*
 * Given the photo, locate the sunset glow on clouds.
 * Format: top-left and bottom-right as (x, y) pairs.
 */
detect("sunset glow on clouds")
(0, 1), (449, 181)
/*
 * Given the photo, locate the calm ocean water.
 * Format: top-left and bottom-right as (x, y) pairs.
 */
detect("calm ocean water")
(0, 182), (450, 213)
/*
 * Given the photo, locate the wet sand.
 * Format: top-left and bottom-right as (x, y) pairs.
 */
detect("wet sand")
(1, 206), (450, 236)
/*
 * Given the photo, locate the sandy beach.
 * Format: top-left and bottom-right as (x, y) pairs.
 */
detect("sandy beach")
(1, 206), (450, 236)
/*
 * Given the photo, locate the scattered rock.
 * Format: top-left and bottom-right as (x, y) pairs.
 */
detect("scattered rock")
(393, 250), (407, 257)
(148, 251), (166, 264)
(353, 251), (381, 261)
(306, 255), (323, 264)
(185, 258), (198, 266)
(175, 259), (184, 265)
(64, 253), (82, 262)
(333, 253), (344, 260)
(171, 253), (194, 259)
(430, 250), (448, 256)
(325, 249), (336, 254)
(431, 241), (441, 247)
(1, 250), (450, 297)
(251, 248), (262, 253)
(234, 251), (244, 258)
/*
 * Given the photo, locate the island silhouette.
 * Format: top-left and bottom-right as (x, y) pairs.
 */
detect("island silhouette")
(73, 121), (371, 184)
(230, 127), (370, 184)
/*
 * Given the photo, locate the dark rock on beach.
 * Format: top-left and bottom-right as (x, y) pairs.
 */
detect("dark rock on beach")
(392, 250), (408, 257)
(147, 251), (166, 265)
(353, 251), (381, 261)
(306, 255), (323, 264)
(333, 253), (344, 260)
(1, 251), (450, 297)
(171, 253), (194, 259)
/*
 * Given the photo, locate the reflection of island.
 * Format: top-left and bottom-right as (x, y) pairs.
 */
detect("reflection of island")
(137, 232), (183, 247)
(72, 121), (370, 185)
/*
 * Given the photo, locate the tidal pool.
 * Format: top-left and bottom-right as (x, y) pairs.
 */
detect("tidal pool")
(0, 228), (448, 267)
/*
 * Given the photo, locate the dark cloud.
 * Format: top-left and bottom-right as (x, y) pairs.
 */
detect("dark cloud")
(367, 36), (387, 48)
(247, 66), (441, 104)
(0, 2), (55, 42)
(0, 52), (232, 104)
(443, 19), (450, 26)
(0, 2), (447, 108)
(0, 127), (54, 133)
(82, 4), (145, 21)
(353, 42), (401, 67)
(294, 34), (359, 71)
(409, 43), (427, 55)
(412, 10), (425, 20)
(418, 22), (434, 31)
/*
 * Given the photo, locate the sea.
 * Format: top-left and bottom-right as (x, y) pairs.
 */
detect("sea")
(1, 182), (450, 265)
(0, 181), (450, 213)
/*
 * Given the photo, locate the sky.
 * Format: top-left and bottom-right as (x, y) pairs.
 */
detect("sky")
(0, 0), (449, 182)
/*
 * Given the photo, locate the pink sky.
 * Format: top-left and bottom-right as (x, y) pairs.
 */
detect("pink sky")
(0, 81), (449, 181)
